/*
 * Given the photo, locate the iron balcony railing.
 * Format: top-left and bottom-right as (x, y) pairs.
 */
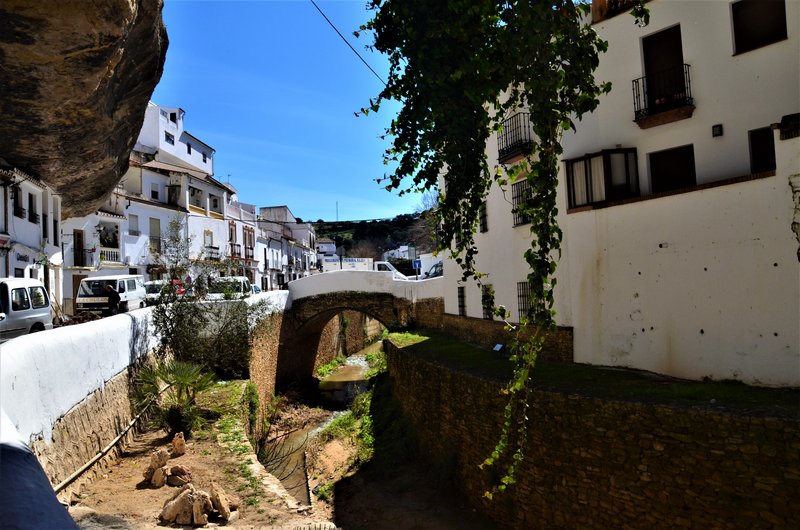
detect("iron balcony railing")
(28, 211), (40, 224)
(72, 249), (94, 268)
(632, 64), (693, 121)
(204, 245), (220, 261)
(13, 206), (25, 219)
(244, 246), (255, 260)
(498, 112), (535, 164)
(230, 243), (242, 258)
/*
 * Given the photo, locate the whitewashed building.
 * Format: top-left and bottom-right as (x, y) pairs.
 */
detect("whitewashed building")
(0, 161), (63, 307)
(442, 0), (799, 386)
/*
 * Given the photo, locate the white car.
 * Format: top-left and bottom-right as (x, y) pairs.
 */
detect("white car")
(0, 278), (53, 342)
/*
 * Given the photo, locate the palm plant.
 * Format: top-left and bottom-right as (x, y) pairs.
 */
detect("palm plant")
(134, 360), (217, 436)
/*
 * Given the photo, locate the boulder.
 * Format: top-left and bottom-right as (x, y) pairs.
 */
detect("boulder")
(160, 484), (194, 524)
(166, 464), (192, 487)
(150, 466), (167, 488)
(0, 0), (168, 217)
(143, 448), (170, 482)
(192, 490), (212, 526)
(210, 481), (231, 520)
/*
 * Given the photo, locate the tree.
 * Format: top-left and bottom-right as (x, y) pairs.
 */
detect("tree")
(361, 0), (647, 494)
(408, 190), (439, 253)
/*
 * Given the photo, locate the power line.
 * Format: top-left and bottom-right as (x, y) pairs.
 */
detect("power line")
(308, 0), (386, 87)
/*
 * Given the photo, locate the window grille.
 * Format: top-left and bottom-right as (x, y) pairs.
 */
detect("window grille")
(457, 286), (466, 317)
(479, 202), (488, 233)
(512, 180), (531, 226)
(517, 281), (531, 322)
(481, 284), (493, 320)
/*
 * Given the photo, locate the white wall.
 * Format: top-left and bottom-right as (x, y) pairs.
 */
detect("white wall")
(0, 309), (157, 444)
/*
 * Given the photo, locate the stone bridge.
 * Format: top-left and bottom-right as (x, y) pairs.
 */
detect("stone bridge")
(273, 271), (443, 384)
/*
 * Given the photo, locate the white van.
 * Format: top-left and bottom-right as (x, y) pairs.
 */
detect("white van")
(0, 278), (53, 342)
(206, 276), (252, 301)
(75, 275), (146, 315)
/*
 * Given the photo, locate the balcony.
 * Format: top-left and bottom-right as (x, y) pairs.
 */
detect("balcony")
(632, 64), (694, 129)
(498, 112), (534, 164)
(28, 211), (40, 224)
(245, 246), (254, 260)
(72, 249), (95, 268)
(205, 245), (220, 261)
(230, 243), (242, 258)
(99, 247), (121, 263)
(591, 0), (641, 24)
(13, 206), (25, 219)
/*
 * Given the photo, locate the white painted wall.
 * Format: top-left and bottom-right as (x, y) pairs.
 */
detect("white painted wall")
(0, 309), (157, 444)
(288, 271), (443, 306)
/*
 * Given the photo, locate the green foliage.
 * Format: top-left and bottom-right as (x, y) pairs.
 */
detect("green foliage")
(134, 360), (217, 436)
(315, 481), (334, 501)
(363, 349), (387, 379)
(244, 382), (259, 433)
(316, 355), (347, 378)
(362, 0), (647, 495)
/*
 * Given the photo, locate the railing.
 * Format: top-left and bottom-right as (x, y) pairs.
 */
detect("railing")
(128, 229), (141, 236)
(244, 246), (254, 260)
(28, 211), (40, 224)
(13, 206), (25, 219)
(205, 245), (220, 261)
(498, 112), (534, 163)
(592, 0), (640, 23)
(99, 247), (121, 262)
(72, 249), (94, 268)
(632, 64), (693, 121)
(149, 236), (163, 254)
(230, 243), (242, 257)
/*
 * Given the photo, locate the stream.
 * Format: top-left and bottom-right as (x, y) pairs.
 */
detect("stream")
(261, 347), (373, 505)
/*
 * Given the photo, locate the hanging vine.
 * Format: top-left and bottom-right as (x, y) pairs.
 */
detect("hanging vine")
(361, 0), (648, 495)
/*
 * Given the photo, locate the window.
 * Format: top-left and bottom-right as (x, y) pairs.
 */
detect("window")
(53, 218), (59, 246)
(164, 131), (174, 145)
(732, 0), (787, 55)
(204, 230), (214, 247)
(29, 286), (48, 309)
(42, 213), (48, 240)
(150, 184), (159, 200)
(169, 112), (177, 123)
(649, 144), (696, 194)
(457, 286), (466, 317)
(517, 281), (531, 322)
(127, 279), (137, 292)
(512, 179), (531, 226)
(11, 288), (30, 310)
(129, 214), (140, 236)
(13, 268), (24, 278)
(748, 127), (776, 173)
(28, 193), (39, 224)
(481, 284), (493, 320)
(187, 143), (192, 155)
(202, 152), (208, 163)
(566, 148), (639, 208)
(129, 268), (139, 275)
(160, 109), (168, 119)
(479, 202), (488, 233)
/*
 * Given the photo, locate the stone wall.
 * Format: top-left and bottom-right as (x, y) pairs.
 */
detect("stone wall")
(31, 370), (138, 503)
(386, 340), (800, 529)
(440, 314), (573, 362)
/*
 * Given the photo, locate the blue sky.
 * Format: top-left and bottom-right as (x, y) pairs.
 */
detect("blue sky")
(152, 0), (420, 222)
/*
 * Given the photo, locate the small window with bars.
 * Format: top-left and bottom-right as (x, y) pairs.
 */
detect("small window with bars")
(481, 284), (493, 320)
(457, 286), (466, 316)
(517, 281), (531, 322)
(512, 180), (531, 226)
(479, 202), (488, 233)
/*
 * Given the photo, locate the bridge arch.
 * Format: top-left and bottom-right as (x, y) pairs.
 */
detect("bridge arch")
(273, 272), (443, 384)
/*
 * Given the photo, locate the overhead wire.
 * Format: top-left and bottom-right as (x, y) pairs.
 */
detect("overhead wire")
(308, 0), (387, 87)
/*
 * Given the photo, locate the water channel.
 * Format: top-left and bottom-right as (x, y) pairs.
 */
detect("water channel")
(261, 345), (375, 505)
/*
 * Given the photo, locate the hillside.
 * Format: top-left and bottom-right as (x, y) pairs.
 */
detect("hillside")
(313, 213), (434, 259)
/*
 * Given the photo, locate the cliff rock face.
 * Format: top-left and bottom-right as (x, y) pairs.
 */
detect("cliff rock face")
(0, 0), (168, 217)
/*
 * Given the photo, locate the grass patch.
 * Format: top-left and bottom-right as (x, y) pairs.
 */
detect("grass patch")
(315, 481), (334, 501)
(388, 331), (800, 417)
(316, 355), (347, 378)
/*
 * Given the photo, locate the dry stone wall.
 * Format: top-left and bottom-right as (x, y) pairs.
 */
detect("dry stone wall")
(386, 340), (800, 529)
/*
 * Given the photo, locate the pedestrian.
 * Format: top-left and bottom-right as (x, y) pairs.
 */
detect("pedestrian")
(104, 284), (121, 316)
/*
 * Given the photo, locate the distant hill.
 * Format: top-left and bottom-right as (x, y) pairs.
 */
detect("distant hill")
(313, 213), (433, 259)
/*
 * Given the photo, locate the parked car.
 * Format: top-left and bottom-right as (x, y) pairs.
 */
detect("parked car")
(206, 276), (252, 301)
(0, 278), (53, 342)
(424, 261), (443, 279)
(75, 274), (146, 315)
(144, 279), (186, 305)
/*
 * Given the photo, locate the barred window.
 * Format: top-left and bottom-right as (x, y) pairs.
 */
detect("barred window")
(481, 284), (493, 320)
(517, 281), (531, 322)
(457, 286), (466, 316)
(512, 180), (531, 226)
(479, 202), (488, 233)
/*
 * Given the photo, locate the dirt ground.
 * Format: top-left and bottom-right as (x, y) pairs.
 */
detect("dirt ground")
(71, 426), (333, 530)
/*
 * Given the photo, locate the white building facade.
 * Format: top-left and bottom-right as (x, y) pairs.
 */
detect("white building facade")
(0, 163), (63, 307)
(443, 0), (799, 386)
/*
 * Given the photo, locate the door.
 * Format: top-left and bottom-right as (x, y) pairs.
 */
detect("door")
(643, 25), (684, 112)
(74, 230), (85, 267)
